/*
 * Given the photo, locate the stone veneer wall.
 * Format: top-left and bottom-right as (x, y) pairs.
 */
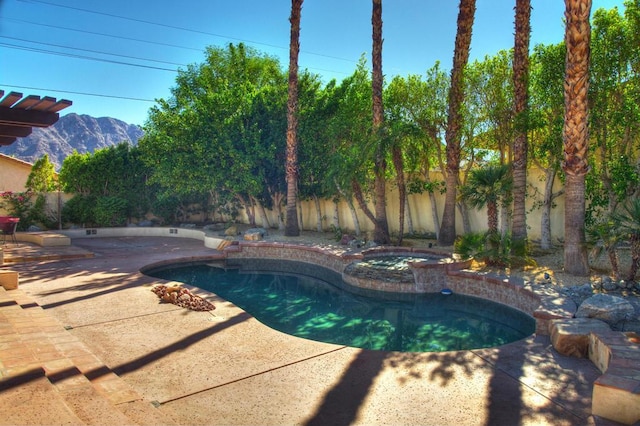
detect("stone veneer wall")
(224, 242), (359, 275)
(224, 242), (575, 336)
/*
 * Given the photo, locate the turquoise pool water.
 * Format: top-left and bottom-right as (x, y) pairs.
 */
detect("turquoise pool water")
(145, 259), (535, 352)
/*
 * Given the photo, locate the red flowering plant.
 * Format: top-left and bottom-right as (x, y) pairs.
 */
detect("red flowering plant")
(0, 191), (34, 229)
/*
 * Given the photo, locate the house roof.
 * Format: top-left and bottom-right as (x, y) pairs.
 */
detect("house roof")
(0, 152), (36, 168)
(0, 90), (72, 146)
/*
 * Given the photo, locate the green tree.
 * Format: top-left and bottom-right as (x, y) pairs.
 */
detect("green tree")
(587, 2), (640, 224)
(529, 42), (566, 249)
(59, 143), (151, 226)
(140, 43), (287, 226)
(26, 154), (59, 229)
(26, 155), (57, 193)
(384, 65), (449, 239)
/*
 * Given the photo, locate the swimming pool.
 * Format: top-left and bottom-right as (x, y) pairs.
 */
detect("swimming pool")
(145, 259), (535, 352)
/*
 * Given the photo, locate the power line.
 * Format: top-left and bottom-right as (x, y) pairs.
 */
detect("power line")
(0, 19), (350, 78)
(16, 0), (358, 64)
(0, 17), (203, 53)
(0, 42), (178, 72)
(0, 36), (188, 67)
(0, 84), (156, 102)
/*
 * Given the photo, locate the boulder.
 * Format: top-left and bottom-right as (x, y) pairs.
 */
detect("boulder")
(575, 294), (636, 327)
(203, 223), (226, 232)
(550, 318), (610, 358)
(340, 234), (356, 245)
(244, 228), (267, 241)
(225, 225), (238, 236)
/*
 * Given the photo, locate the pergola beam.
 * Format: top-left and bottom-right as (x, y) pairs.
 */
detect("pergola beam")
(0, 91), (72, 148)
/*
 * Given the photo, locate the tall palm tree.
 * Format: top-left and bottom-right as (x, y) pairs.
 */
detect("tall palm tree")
(284, 0), (303, 236)
(438, 0), (476, 246)
(511, 0), (531, 254)
(562, 0), (592, 275)
(371, 0), (391, 244)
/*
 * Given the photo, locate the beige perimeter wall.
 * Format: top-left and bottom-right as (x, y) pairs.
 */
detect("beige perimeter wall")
(1, 152), (565, 242)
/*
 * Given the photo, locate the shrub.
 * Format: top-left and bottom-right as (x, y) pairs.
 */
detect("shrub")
(62, 194), (96, 226)
(0, 191), (34, 231)
(94, 196), (128, 227)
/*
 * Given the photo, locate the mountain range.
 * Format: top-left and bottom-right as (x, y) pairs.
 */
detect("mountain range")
(0, 113), (144, 170)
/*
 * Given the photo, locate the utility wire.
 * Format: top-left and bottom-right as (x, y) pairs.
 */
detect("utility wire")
(0, 35), (188, 67)
(0, 17), (350, 76)
(0, 84), (156, 102)
(17, 0), (357, 64)
(0, 42), (178, 72)
(0, 16), (203, 52)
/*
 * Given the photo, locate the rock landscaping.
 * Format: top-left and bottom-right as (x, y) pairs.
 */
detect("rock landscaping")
(151, 284), (215, 311)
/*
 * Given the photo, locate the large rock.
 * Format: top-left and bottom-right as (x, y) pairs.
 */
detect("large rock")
(244, 228), (267, 241)
(575, 294), (636, 327)
(550, 318), (610, 358)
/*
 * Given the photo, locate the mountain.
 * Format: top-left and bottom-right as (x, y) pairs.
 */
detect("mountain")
(0, 113), (144, 169)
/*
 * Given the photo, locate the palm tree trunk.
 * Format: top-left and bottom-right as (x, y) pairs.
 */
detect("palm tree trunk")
(562, 0), (592, 275)
(429, 191), (440, 240)
(371, 0), (390, 245)
(284, 0), (303, 236)
(511, 0), (532, 253)
(439, 0), (476, 246)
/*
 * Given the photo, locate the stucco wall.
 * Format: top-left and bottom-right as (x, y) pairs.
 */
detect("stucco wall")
(2, 150), (565, 241)
(0, 154), (32, 193)
(260, 167), (564, 243)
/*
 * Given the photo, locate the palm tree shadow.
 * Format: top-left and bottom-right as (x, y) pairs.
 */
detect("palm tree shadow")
(304, 350), (388, 426)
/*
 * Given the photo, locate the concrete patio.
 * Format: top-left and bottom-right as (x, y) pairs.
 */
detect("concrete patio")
(0, 237), (625, 425)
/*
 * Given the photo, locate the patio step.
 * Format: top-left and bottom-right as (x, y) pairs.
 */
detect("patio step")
(0, 286), (178, 425)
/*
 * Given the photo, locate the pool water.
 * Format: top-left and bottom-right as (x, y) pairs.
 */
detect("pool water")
(146, 259), (535, 352)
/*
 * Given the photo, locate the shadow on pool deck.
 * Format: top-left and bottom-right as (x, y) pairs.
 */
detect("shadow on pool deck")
(0, 237), (625, 425)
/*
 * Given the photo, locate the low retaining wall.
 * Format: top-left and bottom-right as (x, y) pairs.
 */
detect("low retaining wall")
(58, 227), (226, 250)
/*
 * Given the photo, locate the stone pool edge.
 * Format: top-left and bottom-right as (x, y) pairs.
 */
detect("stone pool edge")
(141, 240), (576, 337)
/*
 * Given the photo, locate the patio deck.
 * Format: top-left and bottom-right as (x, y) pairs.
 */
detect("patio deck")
(0, 237), (623, 425)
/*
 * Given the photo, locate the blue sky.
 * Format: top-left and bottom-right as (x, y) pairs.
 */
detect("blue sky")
(0, 0), (626, 126)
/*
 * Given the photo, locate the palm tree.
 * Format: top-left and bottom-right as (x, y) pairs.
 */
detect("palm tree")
(586, 218), (622, 281)
(562, 0), (592, 275)
(461, 163), (512, 235)
(511, 0), (531, 254)
(371, 0), (391, 244)
(284, 0), (303, 236)
(438, 0), (476, 246)
(612, 198), (640, 282)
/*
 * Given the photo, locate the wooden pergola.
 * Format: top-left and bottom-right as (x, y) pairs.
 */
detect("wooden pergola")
(0, 90), (73, 146)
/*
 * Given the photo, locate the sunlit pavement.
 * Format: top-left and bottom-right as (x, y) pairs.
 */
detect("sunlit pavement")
(0, 237), (622, 425)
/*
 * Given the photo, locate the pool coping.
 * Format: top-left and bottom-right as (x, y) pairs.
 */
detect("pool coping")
(141, 240), (577, 337)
